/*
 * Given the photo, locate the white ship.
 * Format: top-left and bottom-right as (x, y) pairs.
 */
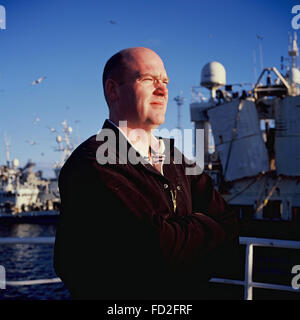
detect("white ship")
(190, 32), (300, 240)
(0, 139), (59, 215)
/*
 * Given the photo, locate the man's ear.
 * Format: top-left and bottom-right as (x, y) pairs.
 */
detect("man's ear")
(105, 79), (119, 102)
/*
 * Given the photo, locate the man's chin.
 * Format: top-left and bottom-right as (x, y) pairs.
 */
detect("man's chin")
(148, 118), (165, 129)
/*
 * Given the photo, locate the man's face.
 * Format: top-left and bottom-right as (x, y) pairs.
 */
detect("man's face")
(117, 48), (169, 130)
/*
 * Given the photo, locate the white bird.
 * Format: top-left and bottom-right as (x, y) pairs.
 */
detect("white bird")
(31, 76), (46, 85)
(46, 126), (56, 133)
(33, 117), (40, 124)
(26, 140), (36, 145)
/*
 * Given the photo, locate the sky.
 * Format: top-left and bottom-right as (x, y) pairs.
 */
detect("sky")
(0, 0), (298, 177)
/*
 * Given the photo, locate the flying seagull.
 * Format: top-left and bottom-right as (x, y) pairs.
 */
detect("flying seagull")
(33, 117), (40, 124)
(32, 76), (46, 85)
(26, 140), (37, 145)
(46, 126), (56, 133)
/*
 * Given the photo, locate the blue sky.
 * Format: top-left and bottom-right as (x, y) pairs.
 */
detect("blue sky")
(0, 0), (298, 177)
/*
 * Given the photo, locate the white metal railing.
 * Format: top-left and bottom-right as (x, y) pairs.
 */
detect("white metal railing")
(0, 236), (61, 287)
(0, 237), (55, 245)
(1, 236), (300, 299)
(210, 237), (300, 300)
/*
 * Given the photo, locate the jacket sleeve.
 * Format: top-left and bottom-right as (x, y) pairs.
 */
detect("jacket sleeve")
(157, 170), (239, 272)
(188, 167), (240, 277)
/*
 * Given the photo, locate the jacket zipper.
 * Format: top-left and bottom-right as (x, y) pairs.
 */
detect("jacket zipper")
(170, 189), (177, 213)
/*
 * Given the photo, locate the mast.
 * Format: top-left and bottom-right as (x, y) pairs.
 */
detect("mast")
(4, 134), (10, 167)
(174, 93), (185, 131)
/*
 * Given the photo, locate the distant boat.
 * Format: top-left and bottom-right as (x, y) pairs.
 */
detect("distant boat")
(0, 139), (60, 218)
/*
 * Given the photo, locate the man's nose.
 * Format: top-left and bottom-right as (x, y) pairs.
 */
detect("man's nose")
(154, 81), (168, 96)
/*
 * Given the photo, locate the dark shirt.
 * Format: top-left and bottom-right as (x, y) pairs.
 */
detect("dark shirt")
(54, 120), (239, 300)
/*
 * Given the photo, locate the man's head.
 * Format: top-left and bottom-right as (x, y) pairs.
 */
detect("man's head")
(102, 47), (169, 131)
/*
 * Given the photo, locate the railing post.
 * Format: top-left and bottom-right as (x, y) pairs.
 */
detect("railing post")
(244, 243), (253, 300)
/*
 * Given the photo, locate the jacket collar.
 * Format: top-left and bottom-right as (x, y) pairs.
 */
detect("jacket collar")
(105, 119), (166, 159)
(100, 119), (175, 168)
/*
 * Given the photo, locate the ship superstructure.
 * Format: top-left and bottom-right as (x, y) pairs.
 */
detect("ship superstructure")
(190, 33), (300, 236)
(0, 139), (59, 214)
(53, 120), (75, 179)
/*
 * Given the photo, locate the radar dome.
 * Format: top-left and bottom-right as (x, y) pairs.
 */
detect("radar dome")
(12, 158), (19, 167)
(201, 61), (226, 90)
(56, 135), (62, 143)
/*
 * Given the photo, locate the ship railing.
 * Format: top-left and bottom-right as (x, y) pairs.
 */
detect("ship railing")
(0, 236), (300, 300)
(0, 236), (61, 287)
(210, 237), (300, 300)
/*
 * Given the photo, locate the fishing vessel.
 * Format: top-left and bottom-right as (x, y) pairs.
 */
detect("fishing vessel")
(0, 120), (75, 223)
(189, 33), (300, 299)
(190, 32), (300, 241)
(0, 155), (60, 223)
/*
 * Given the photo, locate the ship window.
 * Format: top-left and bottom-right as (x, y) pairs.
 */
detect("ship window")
(230, 205), (254, 221)
(263, 200), (282, 220)
(240, 205), (254, 221)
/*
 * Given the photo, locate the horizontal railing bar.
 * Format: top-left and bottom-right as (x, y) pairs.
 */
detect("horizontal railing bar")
(239, 237), (300, 249)
(209, 278), (300, 293)
(210, 277), (244, 286)
(0, 237), (55, 244)
(250, 281), (300, 293)
(6, 278), (62, 286)
(0, 236), (300, 247)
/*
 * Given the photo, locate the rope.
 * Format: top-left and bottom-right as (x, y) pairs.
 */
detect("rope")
(255, 176), (282, 213)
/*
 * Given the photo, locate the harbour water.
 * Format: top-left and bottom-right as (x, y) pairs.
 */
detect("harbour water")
(0, 223), (70, 300)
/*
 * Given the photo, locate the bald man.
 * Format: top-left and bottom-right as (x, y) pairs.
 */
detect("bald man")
(54, 47), (239, 300)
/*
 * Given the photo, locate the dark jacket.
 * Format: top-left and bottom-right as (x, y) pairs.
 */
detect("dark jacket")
(54, 120), (239, 300)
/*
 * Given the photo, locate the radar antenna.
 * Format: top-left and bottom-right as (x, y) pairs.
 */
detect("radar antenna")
(4, 133), (11, 167)
(174, 92), (185, 130)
